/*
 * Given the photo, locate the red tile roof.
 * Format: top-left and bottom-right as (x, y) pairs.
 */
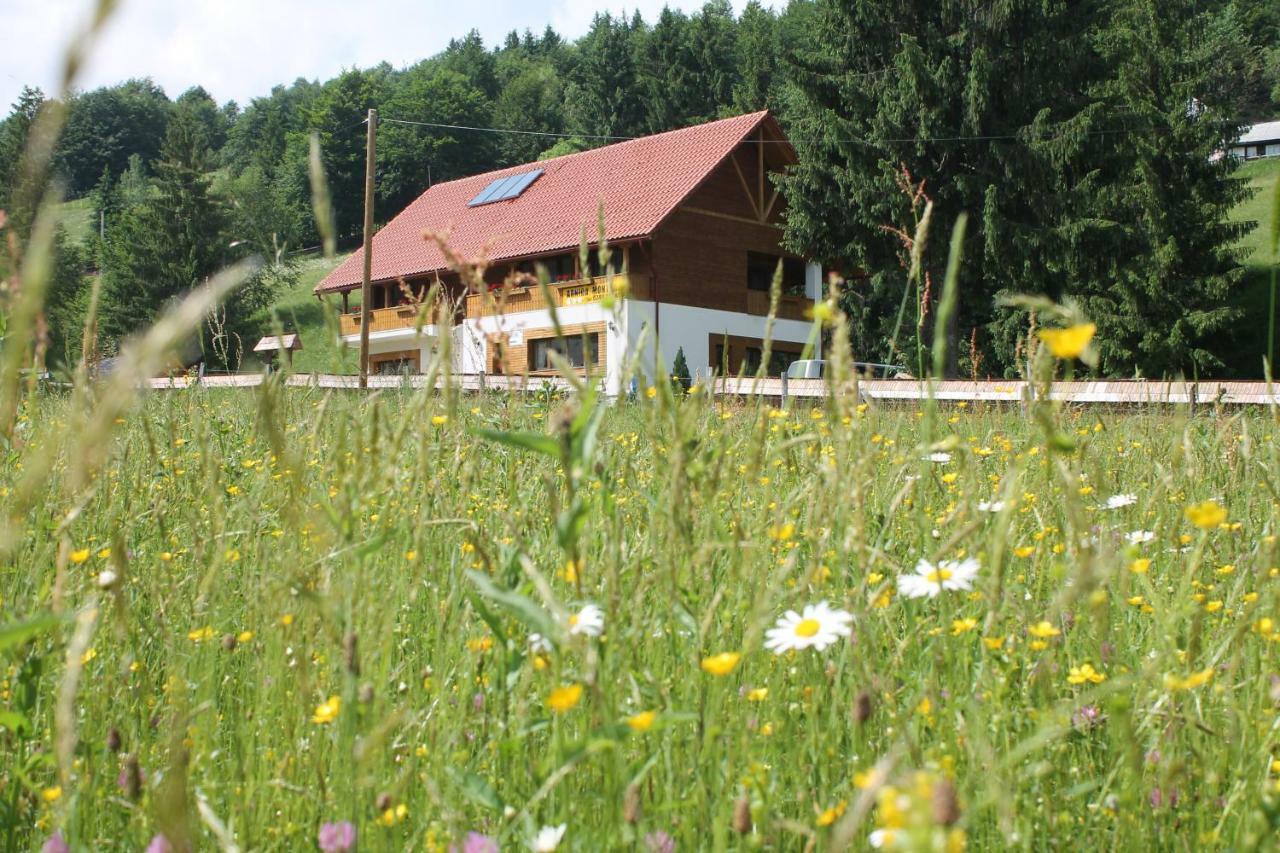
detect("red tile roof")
(315, 111), (777, 293)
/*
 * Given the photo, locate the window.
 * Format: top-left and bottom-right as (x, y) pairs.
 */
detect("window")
(768, 350), (800, 376)
(587, 250), (624, 278)
(530, 334), (598, 370)
(516, 253), (575, 282)
(375, 358), (416, 376)
(747, 252), (806, 294)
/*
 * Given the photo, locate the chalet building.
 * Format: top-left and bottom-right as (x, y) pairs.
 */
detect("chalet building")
(1228, 120), (1280, 160)
(314, 110), (822, 394)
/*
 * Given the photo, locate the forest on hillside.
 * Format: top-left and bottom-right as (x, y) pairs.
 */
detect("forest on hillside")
(2, 0), (1280, 376)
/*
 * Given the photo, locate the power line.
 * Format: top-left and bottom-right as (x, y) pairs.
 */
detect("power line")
(372, 114), (1201, 148)
(378, 117), (634, 142)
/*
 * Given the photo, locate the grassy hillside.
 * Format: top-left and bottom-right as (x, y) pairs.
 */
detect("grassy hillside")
(255, 253), (356, 374)
(1227, 157), (1280, 377)
(1230, 156), (1280, 270)
(56, 197), (96, 246)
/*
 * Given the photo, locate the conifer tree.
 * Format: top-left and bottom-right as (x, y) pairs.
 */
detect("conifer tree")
(100, 109), (226, 340)
(781, 0), (1252, 377)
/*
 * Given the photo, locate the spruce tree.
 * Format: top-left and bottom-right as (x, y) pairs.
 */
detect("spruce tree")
(565, 13), (647, 140)
(1076, 0), (1252, 375)
(0, 86), (47, 234)
(671, 346), (692, 392)
(100, 109), (226, 341)
(781, 0), (1252, 377)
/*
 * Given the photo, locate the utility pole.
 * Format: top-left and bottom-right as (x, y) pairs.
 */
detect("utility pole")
(359, 108), (377, 389)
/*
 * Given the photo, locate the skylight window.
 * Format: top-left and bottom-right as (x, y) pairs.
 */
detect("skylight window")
(467, 168), (544, 207)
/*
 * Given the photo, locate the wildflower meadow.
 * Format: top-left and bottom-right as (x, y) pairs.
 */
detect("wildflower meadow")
(4, 363), (1280, 851)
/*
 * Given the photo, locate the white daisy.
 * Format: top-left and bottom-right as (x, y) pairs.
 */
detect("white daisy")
(925, 452), (952, 464)
(1104, 494), (1137, 510)
(897, 558), (981, 599)
(528, 633), (553, 654)
(566, 604), (604, 637)
(869, 828), (901, 849)
(532, 824), (566, 852)
(1125, 530), (1155, 545)
(976, 500), (1005, 513)
(764, 601), (854, 654)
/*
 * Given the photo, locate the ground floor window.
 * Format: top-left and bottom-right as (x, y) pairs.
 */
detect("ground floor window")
(529, 333), (598, 370)
(371, 351), (420, 375)
(711, 335), (803, 377)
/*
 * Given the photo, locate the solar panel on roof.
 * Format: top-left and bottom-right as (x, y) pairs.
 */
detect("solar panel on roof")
(467, 168), (544, 207)
(467, 174), (518, 207)
(501, 169), (543, 200)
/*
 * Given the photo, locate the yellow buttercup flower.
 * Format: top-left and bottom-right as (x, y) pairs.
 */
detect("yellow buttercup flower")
(816, 800), (847, 827)
(548, 683), (583, 713)
(1164, 668), (1214, 691)
(41, 786), (62, 803)
(1028, 621), (1061, 639)
(1067, 663), (1106, 685)
(1184, 501), (1226, 530)
(69, 548), (90, 564)
(312, 695), (341, 724)
(431, 415), (448, 426)
(700, 652), (742, 676)
(1038, 323), (1095, 359)
(626, 710), (656, 732)
(768, 522), (796, 542)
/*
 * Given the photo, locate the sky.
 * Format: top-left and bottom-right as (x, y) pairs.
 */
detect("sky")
(0, 0), (776, 111)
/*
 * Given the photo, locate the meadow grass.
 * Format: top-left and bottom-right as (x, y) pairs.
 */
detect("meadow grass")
(4, 380), (1280, 852)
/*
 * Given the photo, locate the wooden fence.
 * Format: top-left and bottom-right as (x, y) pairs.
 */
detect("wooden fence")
(711, 376), (1280, 406)
(141, 373), (1280, 407)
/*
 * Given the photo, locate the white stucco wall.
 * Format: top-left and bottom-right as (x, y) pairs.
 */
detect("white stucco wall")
(341, 326), (440, 369)
(621, 300), (815, 389)
(460, 302), (627, 393)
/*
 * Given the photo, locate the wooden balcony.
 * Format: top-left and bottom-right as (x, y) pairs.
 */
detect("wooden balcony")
(338, 305), (431, 337)
(465, 274), (649, 319)
(746, 290), (814, 322)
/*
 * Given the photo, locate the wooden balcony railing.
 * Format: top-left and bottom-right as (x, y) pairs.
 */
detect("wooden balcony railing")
(746, 290), (814, 322)
(338, 305), (431, 337)
(465, 274), (648, 319)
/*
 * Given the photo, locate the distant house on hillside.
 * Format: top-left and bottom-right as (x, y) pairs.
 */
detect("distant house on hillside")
(313, 111), (823, 394)
(1228, 120), (1280, 160)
